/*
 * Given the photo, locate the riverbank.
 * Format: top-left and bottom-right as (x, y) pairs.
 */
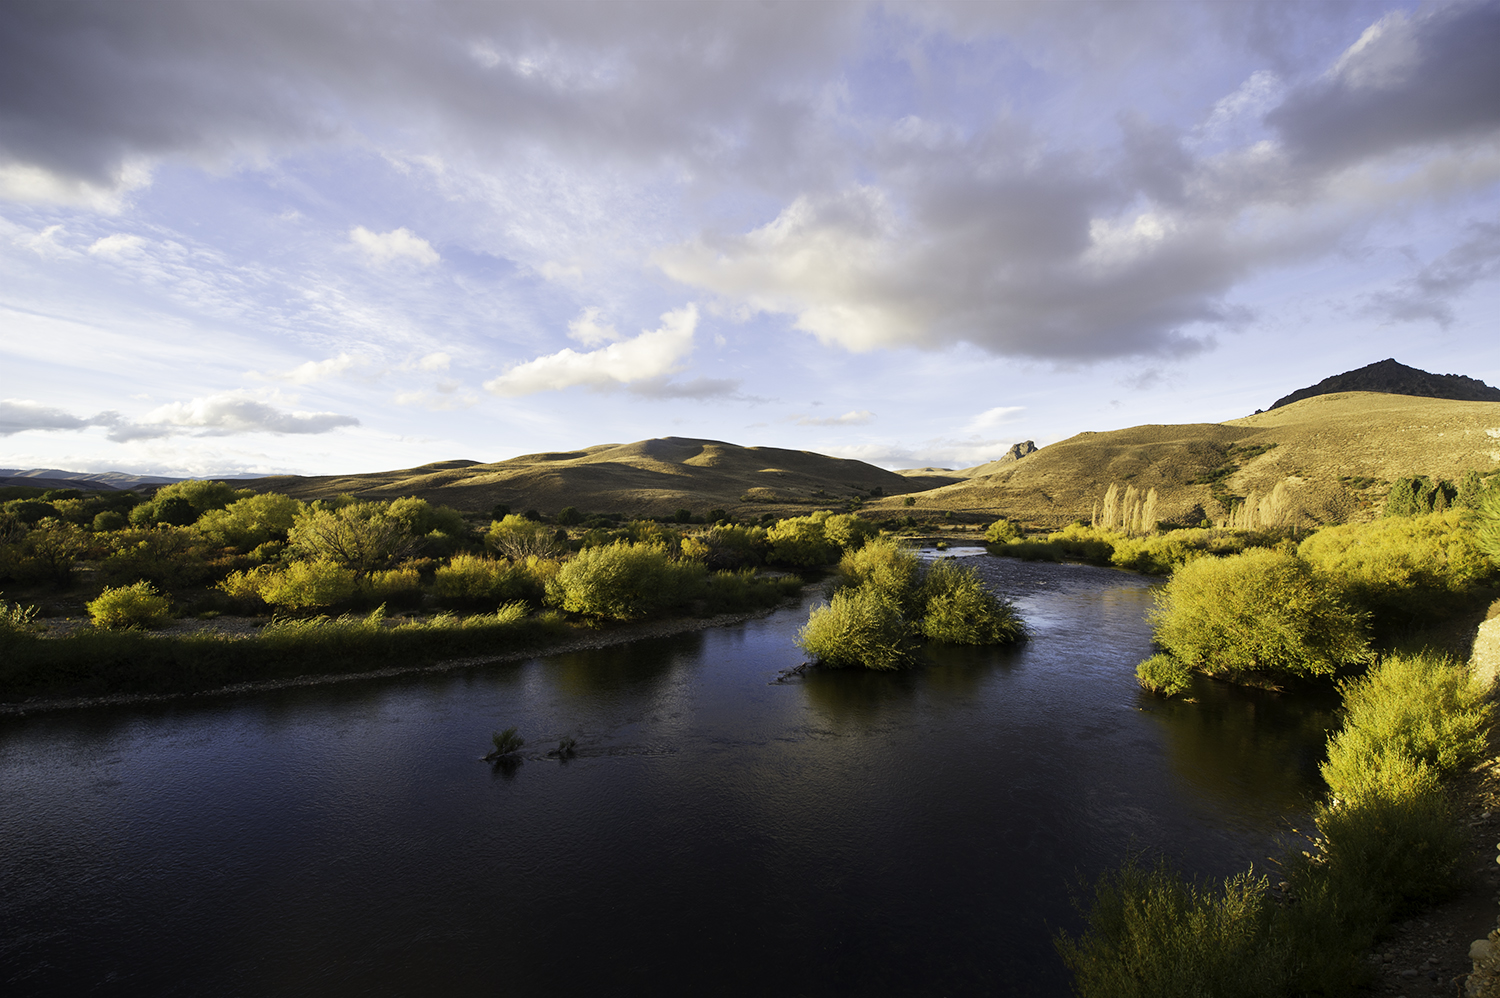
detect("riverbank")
(0, 594), (816, 717)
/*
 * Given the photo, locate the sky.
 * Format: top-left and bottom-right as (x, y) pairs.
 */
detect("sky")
(2, 0), (1499, 478)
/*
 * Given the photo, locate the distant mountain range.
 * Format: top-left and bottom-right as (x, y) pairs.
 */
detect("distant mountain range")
(1269, 358), (1500, 410)
(0, 469), (183, 492)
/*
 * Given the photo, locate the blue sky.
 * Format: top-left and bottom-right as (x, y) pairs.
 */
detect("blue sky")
(2, 1), (1499, 477)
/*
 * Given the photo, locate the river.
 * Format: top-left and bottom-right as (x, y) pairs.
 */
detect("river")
(0, 555), (1338, 996)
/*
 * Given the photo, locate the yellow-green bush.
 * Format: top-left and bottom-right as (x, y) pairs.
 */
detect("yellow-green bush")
(1150, 548), (1369, 682)
(432, 553), (552, 607)
(363, 566), (422, 605)
(486, 514), (566, 561)
(1, 594), (39, 645)
(1135, 653), (1191, 697)
(1055, 861), (1293, 998)
(1299, 511), (1497, 629)
(984, 518), (1021, 544)
(919, 559), (1025, 645)
(219, 559), (357, 611)
(796, 586), (914, 670)
(194, 493), (304, 552)
(87, 582), (173, 629)
(546, 542), (705, 620)
(836, 537), (920, 606)
(1320, 651), (1491, 803)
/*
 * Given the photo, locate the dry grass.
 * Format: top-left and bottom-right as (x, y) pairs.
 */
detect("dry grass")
(865, 393), (1500, 528)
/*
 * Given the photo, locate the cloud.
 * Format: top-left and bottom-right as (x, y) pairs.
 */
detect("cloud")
(794, 409), (874, 426)
(350, 226), (439, 266)
(818, 436), (1037, 471)
(626, 376), (748, 401)
(252, 351), (365, 384)
(0, 399), (119, 436)
(87, 233), (146, 257)
(1363, 222), (1500, 327)
(416, 351), (451, 372)
(394, 380), (478, 410)
(485, 304), (698, 396)
(108, 392), (359, 440)
(963, 406), (1025, 432)
(567, 307), (620, 346)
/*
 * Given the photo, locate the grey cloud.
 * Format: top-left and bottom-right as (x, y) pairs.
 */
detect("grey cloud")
(1363, 222), (1500, 327)
(626, 376), (755, 401)
(106, 394), (359, 441)
(1268, 4), (1500, 171)
(0, 1), (860, 192)
(0, 399), (120, 435)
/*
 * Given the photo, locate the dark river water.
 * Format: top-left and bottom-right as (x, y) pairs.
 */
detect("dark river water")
(0, 556), (1339, 997)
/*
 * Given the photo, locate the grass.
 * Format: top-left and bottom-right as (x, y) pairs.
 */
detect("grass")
(0, 605), (571, 699)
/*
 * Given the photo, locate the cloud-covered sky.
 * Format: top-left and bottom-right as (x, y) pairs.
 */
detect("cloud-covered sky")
(2, 0), (1498, 477)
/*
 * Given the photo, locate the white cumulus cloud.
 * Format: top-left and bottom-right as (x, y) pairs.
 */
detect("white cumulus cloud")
(349, 226), (440, 266)
(0, 399), (120, 436)
(87, 233), (146, 257)
(484, 304), (698, 396)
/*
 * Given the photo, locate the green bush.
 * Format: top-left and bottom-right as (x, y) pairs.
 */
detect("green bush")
(1320, 651), (1491, 803)
(679, 524), (767, 569)
(919, 559), (1025, 645)
(101, 527), (227, 588)
(362, 566), (423, 605)
(0, 594), (39, 646)
(432, 553), (552, 607)
(194, 493), (304, 551)
(92, 510), (127, 532)
(836, 537), (920, 607)
(87, 582), (173, 629)
(1298, 511), (1497, 630)
(984, 518), (1021, 544)
(797, 586), (914, 670)
(1055, 860), (1294, 998)
(1136, 653), (1191, 697)
(486, 514), (566, 561)
(1476, 489), (1500, 565)
(221, 559), (358, 611)
(1150, 549), (1369, 683)
(766, 513), (835, 568)
(546, 542), (705, 620)
(289, 501), (419, 576)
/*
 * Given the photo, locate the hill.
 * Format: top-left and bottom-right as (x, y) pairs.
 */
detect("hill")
(865, 392), (1500, 528)
(1269, 358), (1500, 410)
(240, 437), (956, 518)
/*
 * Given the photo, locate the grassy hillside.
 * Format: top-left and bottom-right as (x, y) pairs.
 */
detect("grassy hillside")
(866, 393), (1500, 528)
(242, 437), (956, 518)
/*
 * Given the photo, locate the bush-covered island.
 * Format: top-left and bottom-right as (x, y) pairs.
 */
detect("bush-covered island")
(2, 484), (928, 699)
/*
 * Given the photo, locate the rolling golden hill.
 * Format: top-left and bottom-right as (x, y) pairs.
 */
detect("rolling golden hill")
(866, 392), (1500, 528)
(243, 437), (955, 518)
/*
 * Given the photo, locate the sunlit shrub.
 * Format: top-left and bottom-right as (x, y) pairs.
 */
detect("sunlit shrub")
(1135, 653), (1191, 697)
(486, 514), (566, 561)
(432, 553), (552, 607)
(1299, 511), (1496, 629)
(836, 537), (920, 607)
(87, 581), (173, 629)
(240, 559), (358, 611)
(0, 593), (39, 646)
(1054, 860), (1293, 998)
(546, 542), (705, 620)
(797, 586), (914, 670)
(1320, 651), (1491, 803)
(195, 493), (304, 552)
(289, 502), (417, 575)
(1150, 549), (1369, 682)
(766, 514), (834, 567)
(984, 517), (1021, 544)
(919, 559), (1025, 645)
(363, 566), (422, 605)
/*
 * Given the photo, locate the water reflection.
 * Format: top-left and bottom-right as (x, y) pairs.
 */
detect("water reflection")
(0, 557), (1338, 998)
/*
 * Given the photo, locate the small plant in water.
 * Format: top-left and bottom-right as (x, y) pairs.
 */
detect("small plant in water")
(486, 726), (524, 760)
(551, 736), (578, 760)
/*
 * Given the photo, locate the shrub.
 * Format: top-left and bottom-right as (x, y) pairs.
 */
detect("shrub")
(87, 582), (173, 629)
(1150, 549), (1369, 682)
(1136, 653), (1191, 697)
(1320, 651), (1491, 803)
(486, 514), (566, 561)
(984, 518), (1021, 544)
(101, 526), (225, 588)
(0, 594), (39, 646)
(363, 567), (422, 605)
(919, 559), (1025, 645)
(245, 559), (358, 611)
(130, 480), (250, 527)
(546, 542), (705, 620)
(836, 537), (920, 608)
(797, 586), (914, 670)
(432, 553), (552, 607)
(1298, 511), (1496, 630)
(1477, 489), (1500, 565)
(289, 502), (417, 576)
(194, 493), (304, 551)
(1055, 860), (1294, 998)
(766, 514), (835, 568)
(92, 510), (127, 532)
(489, 726), (524, 757)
